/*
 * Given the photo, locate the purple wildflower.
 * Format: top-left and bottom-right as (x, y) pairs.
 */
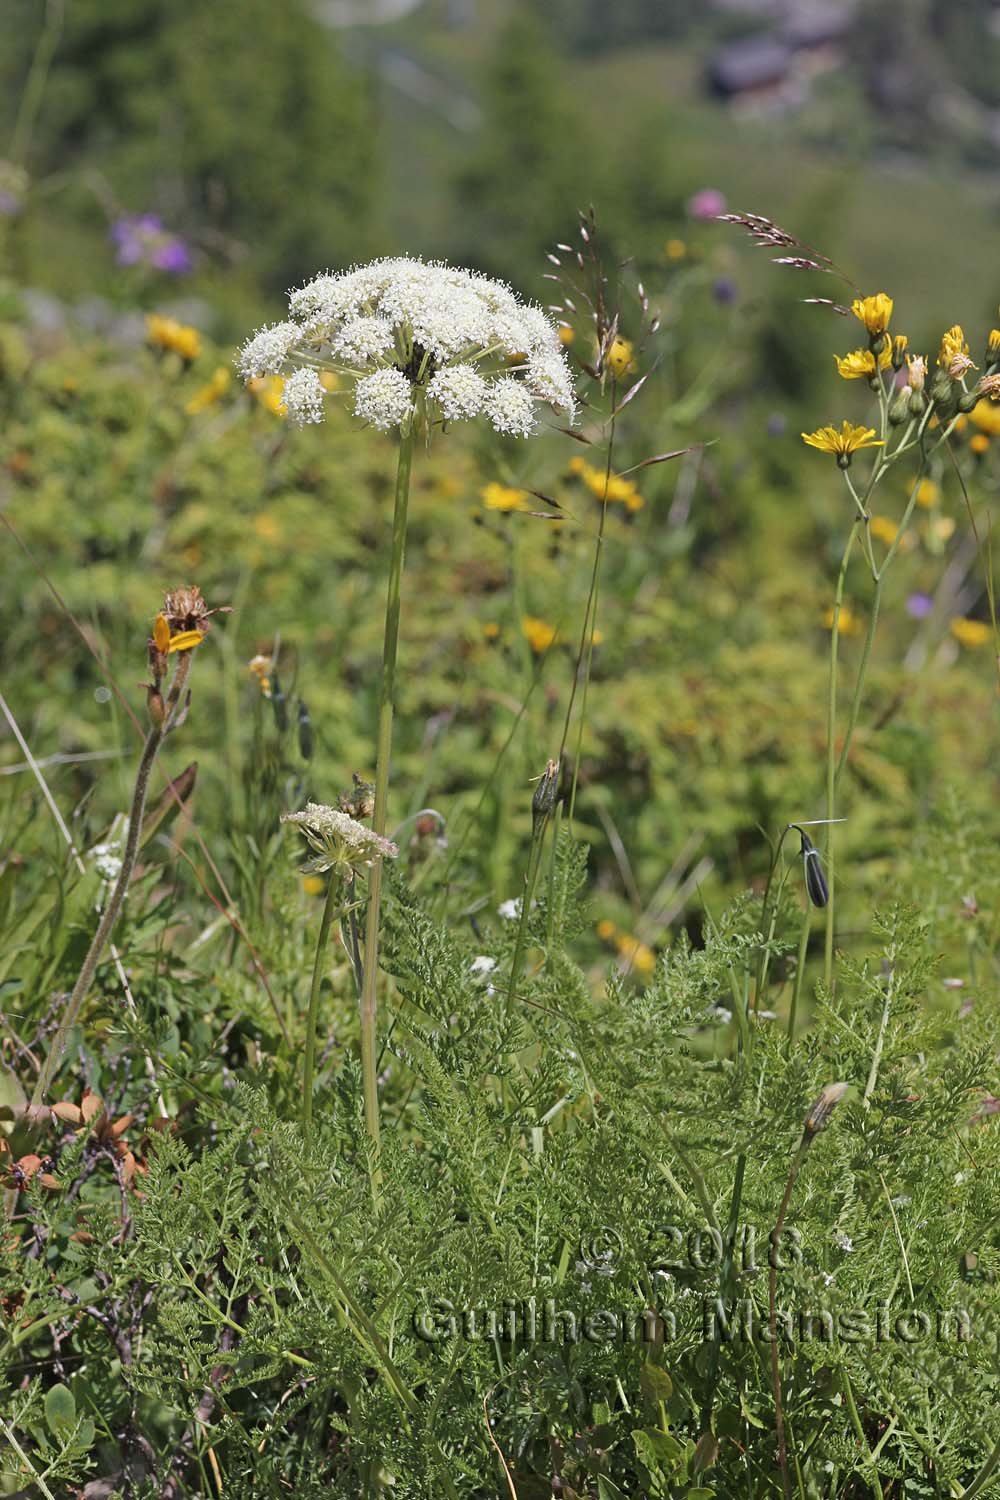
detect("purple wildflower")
(906, 592), (934, 620)
(111, 213), (191, 274)
(687, 187), (727, 222)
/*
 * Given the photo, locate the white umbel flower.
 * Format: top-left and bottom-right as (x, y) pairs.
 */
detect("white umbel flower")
(281, 368), (325, 426)
(281, 802), (398, 876)
(236, 256), (575, 437)
(353, 368), (415, 432)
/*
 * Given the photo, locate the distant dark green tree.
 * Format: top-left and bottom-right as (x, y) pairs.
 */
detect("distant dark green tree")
(454, 5), (596, 284)
(1, 0), (379, 288)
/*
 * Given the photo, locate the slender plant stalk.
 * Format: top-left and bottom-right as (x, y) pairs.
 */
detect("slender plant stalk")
(359, 426), (415, 1185)
(30, 652), (192, 1109)
(787, 903), (811, 1042)
(302, 880), (352, 1150)
(770, 1137), (809, 1500)
(823, 522), (860, 987)
(502, 816), (549, 1026)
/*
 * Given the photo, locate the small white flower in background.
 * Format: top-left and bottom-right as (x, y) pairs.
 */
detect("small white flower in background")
(832, 1231), (854, 1252)
(236, 257), (576, 434)
(281, 802), (398, 877)
(90, 818), (129, 911)
(498, 897), (522, 921)
(470, 956), (497, 978)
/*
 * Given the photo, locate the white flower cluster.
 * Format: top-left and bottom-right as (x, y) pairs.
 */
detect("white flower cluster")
(281, 802), (398, 876)
(237, 257), (575, 436)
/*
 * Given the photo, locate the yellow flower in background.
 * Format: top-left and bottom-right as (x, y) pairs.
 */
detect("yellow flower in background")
(302, 875), (325, 896)
(869, 515), (898, 545)
(616, 933), (656, 974)
(938, 325), (969, 367)
(950, 618), (992, 648)
(482, 622), (500, 640)
(248, 654), (273, 696)
(558, 326), (575, 346)
(971, 400), (1000, 436)
(824, 605), (863, 636)
(253, 513), (282, 542)
(931, 516), (956, 542)
(571, 457), (643, 510)
(801, 421), (883, 462)
(971, 433), (990, 455)
(481, 481), (531, 512)
(595, 918), (617, 941)
(249, 374), (286, 416)
(319, 371), (339, 391)
(834, 346), (890, 380)
(607, 337), (635, 378)
(185, 365), (231, 414)
(147, 314), (201, 361)
(665, 238), (686, 261)
(851, 293), (893, 336)
(522, 616), (558, 653)
(915, 478), (939, 508)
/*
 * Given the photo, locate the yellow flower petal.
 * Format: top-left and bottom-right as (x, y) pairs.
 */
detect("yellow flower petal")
(167, 629), (205, 653)
(152, 613), (170, 654)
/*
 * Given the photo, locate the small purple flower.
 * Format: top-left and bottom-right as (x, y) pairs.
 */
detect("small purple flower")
(712, 276), (738, 305)
(111, 213), (191, 274)
(687, 187), (727, 222)
(907, 592), (934, 620)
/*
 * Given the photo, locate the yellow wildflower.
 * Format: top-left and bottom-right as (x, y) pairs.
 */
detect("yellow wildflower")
(185, 366), (230, 415)
(988, 329), (1000, 360)
(801, 421), (883, 464)
(665, 238), (686, 261)
(558, 326), (575, 345)
(932, 516), (956, 542)
(482, 622), (500, 640)
(572, 458), (643, 509)
(938, 325), (969, 368)
(606, 337), (635, 379)
(971, 400), (1000, 436)
(152, 613), (170, 654)
(971, 433), (990, 455)
(481, 481), (531, 512)
(950, 618), (992, 648)
(851, 293), (893, 337)
(167, 629), (205, 653)
(834, 346), (891, 380)
(249, 375), (286, 416)
(567, 455), (587, 476)
(146, 314), (201, 362)
(595, 918), (618, 942)
(522, 616), (558, 653)
(302, 875), (325, 896)
(891, 334), (908, 367)
(616, 933), (656, 974)
(823, 605), (863, 636)
(319, 371), (339, 391)
(915, 478), (939, 508)
(253, 514), (282, 542)
(869, 515), (898, 545)
(248, 655), (272, 696)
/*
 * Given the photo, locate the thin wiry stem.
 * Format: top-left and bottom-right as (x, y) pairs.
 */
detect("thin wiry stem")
(30, 652), (193, 1109)
(359, 426), (414, 1198)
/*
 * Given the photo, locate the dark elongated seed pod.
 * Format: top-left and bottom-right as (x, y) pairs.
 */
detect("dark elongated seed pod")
(799, 830), (828, 908)
(297, 699), (313, 760)
(270, 669), (288, 733)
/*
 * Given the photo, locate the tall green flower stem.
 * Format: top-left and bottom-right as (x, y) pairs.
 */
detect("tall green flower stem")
(822, 403), (958, 987)
(302, 882), (358, 1151)
(30, 651), (193, 1110)
(359, 426), (415, 1184)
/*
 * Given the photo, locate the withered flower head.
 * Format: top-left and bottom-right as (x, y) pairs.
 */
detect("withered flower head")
(339, 773), (376, 821)
(804, 1082), (849, 1134)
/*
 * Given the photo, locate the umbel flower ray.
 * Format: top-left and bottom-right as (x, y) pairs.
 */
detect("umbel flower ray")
(236, 256), (576, 436)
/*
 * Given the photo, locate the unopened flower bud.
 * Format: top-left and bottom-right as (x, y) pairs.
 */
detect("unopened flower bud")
(888, 387), (912, 425)
(798, 829), (828, 908)
(987, 329), (1000, 363)
(958, 389), (981, 413)
(804, 1082), (849, 1134)
(297, 698), (313, 760)
(146, 685), (165, 726)
(531, 757), (561, 830)
(339, 773), (375, 821)
(891, 334), (908, 370)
